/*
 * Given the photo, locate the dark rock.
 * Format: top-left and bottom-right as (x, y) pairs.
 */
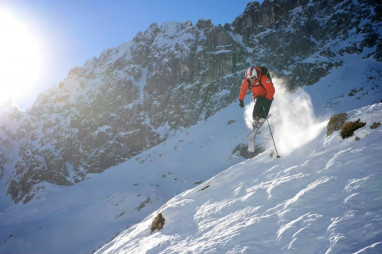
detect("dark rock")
(327, 113), (348, 136)
(340, 119), (366, 139)
(370, 122), (381, 129)
(233, 143), (264, 159)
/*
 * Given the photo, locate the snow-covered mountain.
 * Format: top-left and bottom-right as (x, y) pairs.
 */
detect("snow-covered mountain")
(1, 0), (381, 204)
(0, 0), (381, 253)
(96, 103), (382, 254)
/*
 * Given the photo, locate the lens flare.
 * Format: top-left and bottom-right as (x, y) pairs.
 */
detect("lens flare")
(0, 8), (42, 107)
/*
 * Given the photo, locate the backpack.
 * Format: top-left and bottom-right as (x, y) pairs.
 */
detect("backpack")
(259, 67), (271, 80)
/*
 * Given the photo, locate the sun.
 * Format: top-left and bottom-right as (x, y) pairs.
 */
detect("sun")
(0, 8), (42, 107)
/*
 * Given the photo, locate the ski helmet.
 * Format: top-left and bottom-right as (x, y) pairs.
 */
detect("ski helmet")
(245, 67), (257, 79)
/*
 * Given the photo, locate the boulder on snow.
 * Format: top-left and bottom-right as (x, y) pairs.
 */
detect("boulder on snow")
(340, 119), (366, 139)
(326, 113), (348, 136)
(150, 213), (165, 233)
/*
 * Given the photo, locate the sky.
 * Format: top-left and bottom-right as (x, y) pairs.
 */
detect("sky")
(0, 0), (254, 110)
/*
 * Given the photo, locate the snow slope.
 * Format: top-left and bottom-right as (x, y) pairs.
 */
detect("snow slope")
(96, 103), (382, 254)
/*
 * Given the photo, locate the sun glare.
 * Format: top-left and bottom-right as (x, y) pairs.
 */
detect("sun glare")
(0, 8), (42, 107)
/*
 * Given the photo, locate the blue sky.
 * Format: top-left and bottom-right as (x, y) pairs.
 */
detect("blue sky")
(1, 0), (254, 109)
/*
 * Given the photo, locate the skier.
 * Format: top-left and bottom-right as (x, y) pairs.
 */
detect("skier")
(239, 66), (275, 131)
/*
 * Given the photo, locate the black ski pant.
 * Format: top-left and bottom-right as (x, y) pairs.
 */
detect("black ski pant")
(252, 96), (273, 120)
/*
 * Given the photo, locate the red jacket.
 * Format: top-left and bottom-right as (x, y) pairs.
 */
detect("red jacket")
(239, 67), (275, 101)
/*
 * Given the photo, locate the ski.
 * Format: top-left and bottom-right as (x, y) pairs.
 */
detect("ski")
(246, 126), (260, 141)
(246, 126), (260, 152)
(247, 136), (256, 152)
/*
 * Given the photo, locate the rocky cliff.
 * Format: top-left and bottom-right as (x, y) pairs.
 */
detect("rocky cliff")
(233, 0), (382, 87)
(1, 0), (381, 203)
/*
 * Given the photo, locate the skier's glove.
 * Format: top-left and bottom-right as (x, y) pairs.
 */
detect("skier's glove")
(239, 99), (244, 108)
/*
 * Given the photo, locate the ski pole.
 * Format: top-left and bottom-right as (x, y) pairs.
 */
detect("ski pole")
(262, 106), (280, 158)
(266, 117), (280, 158)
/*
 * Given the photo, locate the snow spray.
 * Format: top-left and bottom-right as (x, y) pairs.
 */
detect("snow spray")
(244, 75), (327, 156)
